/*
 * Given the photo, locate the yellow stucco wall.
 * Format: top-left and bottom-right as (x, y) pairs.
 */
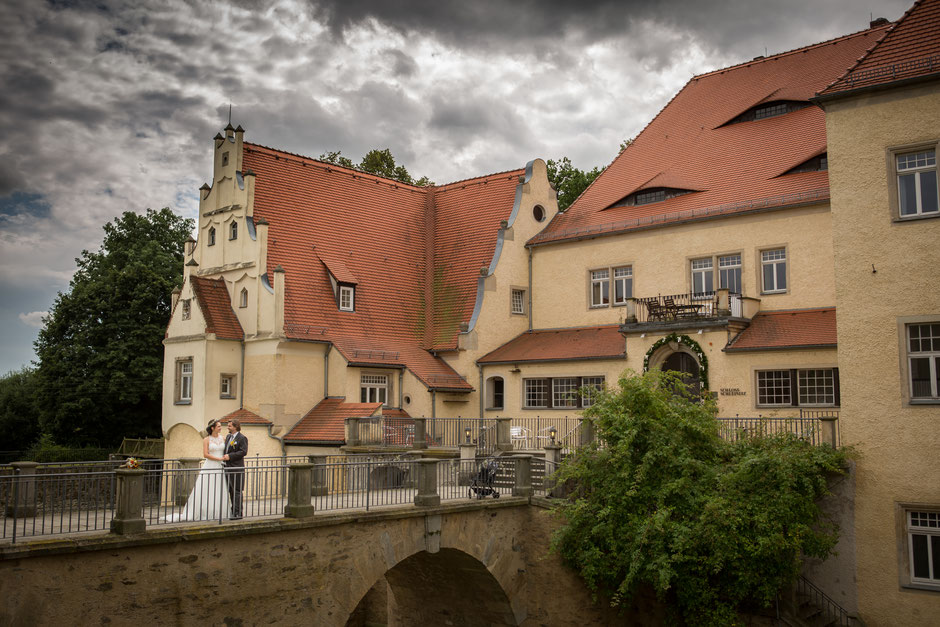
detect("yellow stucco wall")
(824, 81), (940, 624)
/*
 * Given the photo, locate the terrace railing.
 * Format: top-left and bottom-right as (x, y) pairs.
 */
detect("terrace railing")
(716, 415), (840, 447)
(629, 291), (745, 325)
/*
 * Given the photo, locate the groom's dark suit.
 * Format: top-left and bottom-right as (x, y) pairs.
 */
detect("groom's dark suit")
(224, 432), (248, 518)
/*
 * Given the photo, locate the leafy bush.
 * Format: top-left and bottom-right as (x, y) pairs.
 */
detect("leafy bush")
(551, 370), (849, 626)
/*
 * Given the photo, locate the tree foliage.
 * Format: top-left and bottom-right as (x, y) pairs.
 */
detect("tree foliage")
(551, 370), (849, 626)
(34, 208), (194, 447)
(545, 157), (605, 211)
(319, 148), (432, 187)
(0, 367), (42, 451)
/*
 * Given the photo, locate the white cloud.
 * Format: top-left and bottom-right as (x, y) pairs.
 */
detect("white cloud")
(18, 311), (48, 329)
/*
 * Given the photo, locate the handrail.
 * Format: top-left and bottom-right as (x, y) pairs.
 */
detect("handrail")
(796, 575), (855, 627)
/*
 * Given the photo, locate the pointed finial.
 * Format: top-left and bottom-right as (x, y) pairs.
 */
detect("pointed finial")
(228, 103), (232, 126)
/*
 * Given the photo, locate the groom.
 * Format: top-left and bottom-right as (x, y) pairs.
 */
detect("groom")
(223, 419), (248, 519)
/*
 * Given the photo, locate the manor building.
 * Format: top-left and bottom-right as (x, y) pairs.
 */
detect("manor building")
(163, 4), (939, 621)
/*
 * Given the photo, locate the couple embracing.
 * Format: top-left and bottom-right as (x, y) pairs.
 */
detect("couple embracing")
(166, 418), (248, 522)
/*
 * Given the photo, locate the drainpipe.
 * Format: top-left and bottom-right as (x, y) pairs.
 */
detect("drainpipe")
(527, 248), (533, 331)
(431, 390), (437, 419)
(478, 364), (485, 419)
(239, 341), (245, 409)
(398, 370), (403, 408)
(323, 344), (332, 398)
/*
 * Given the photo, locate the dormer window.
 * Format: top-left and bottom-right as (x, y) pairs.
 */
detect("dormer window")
(611, 187), (695, 208)
(785, 154), (828, 175)
(239, 288), (248, 308)
(726, 100), (809, 125)
(208, 227), (216, 246)
(339, 285), (355, 311)
(229, 221), (238, 240)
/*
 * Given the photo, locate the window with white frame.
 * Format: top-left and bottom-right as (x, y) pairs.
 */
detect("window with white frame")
(524, 376), (605, 409)
(908, 323), (940, 400)
(718, 254), (742, 294)
(907, 509), (940, 588)
(176, 360), (193, 403)
(239, 288), (248, 308)
(757, 368), (839, 407)
(220, 374), (235, 399)
(208, 227), (216, 246)
(897, 150), (939, 218)
(590, 269), (610, 307)
(229, 220), (238, 240)
(761, 248), (787, 293)
(613, 266), (633, 304)
(511, 289), (526, 315)
(339, 285), (355, 311)
(360, 374), (388, 406)
(691, 258), (714, 298)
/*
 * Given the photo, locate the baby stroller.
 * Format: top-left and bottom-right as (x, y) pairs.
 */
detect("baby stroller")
(468, 459), (500, 499)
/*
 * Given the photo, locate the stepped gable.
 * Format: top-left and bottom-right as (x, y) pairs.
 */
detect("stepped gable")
(189, 276), (244, 340)
(725, 307), (837, 352)
(477, 325), (626, 364)
(284, 397), (382, 443)
(528, 24), (892, 247)
(242, 144), (517, 390)
(219, 408), (271, 425)
(820, 0), (940, 95)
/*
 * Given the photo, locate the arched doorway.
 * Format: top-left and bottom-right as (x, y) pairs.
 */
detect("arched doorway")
(347, 549), (517, 626)
(661, 351), (702, 397)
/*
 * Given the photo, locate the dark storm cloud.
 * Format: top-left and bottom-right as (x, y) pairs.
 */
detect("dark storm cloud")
(386, 49), (418, 78)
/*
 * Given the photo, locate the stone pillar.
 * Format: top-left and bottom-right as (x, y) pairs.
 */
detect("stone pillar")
(496, 417), (512, 452)
(285, 464), (316, 518)
(413, 458), (440, 507)
(625, 298), (637, 322)
(458, 443), (476, 486)
(177, 457), (201, 505)
(715, 288), (730, 315)
(512, 455), (533, 498)
(346, 417), (360, 447)
(579, 417), (595, 448)
(543, 445), (563, 498)
(412, 417), (428, 450)
(308, 455), (329, 496)
(111, 468), (147, 535)
(819, 417), (839, 448)
(6, 461), (39, 517)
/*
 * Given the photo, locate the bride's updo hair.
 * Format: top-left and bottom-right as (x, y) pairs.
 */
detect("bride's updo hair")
(206, 419), (219, 434)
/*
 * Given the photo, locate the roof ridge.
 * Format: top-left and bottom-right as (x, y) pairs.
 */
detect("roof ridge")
(435, 167), (526, 190)
(756, 306), (836, 314)
(693, 22), (894, 80)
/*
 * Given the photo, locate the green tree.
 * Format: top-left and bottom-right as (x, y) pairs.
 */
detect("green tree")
(319, 148), (432, 186)
(34, 208), (194, 447)
(551, 370), (849, 626)
(317, 150), (354, 169)
(545, 157), (604, 211)
(0, 367), (42, 452)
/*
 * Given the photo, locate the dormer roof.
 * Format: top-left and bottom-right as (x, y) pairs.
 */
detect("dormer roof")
(189, 276), (244, 340)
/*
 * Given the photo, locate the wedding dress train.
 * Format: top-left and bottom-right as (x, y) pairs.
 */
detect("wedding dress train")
(164, 437), (231, 522)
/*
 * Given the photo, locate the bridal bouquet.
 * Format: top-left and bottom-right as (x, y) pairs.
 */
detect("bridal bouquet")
(123, 457), (141, 469)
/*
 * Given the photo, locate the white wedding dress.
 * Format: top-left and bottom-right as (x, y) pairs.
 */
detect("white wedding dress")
(165, 437), (231, 522)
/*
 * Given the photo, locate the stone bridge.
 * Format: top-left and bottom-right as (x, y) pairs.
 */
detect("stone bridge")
(0, 497), (660, 626)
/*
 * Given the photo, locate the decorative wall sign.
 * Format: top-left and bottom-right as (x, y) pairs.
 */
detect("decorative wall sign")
(720, 387), (746, 396)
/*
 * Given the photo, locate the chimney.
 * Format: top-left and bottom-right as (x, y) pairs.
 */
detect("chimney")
(870, 17), (889, 28)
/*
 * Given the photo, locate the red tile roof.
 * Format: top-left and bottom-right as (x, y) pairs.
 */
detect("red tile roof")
(477, 325), (626, 364)
(725, 308), (837, 352)
(242, 145), (522, 390)
(381, 408), (412, 419)
(189, 276), (244, 340)
(527, 25), (891, 247)
(284, 397), (382, 443)
(219, 408), (272, 425)
(820, 0), (940, 96)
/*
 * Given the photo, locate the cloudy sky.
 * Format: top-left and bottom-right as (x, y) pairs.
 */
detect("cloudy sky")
(0, 0), (911, 375)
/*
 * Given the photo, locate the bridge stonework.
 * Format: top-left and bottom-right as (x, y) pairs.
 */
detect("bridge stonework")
(0, 498), (661, 626)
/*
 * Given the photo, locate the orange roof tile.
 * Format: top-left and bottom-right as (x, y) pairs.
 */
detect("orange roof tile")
(477, 325), (626, 364)
(190, 276), (244, 340)
(820, 0), (940, 95)
(725, 308), (837, 352)
(528, 25), (891, 247)
(285, 397), (382, 443)
(242, 145), (519, 391)
(219, 408), (272, 425)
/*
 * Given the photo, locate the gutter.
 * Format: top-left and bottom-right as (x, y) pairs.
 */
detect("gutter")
(812, 71), (940, 104)
(723, 343), (837, 353)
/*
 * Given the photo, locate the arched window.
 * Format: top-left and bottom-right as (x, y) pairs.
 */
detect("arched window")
(239, 288), (248, 308)
(486, 376), (505, 410)
(207, 227), (216, 246)
(229, 220), (238, 240)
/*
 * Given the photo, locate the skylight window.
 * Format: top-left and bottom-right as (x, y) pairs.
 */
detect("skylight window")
(610, 187), (695, 208)
(727, 101), (809, 125)
(785, 154), (829, 175)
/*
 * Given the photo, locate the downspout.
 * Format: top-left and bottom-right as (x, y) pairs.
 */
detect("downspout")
(478, 364), (485, 418)
(239, 340), (245, 409)
(431, 390), (437, 419)
(398, 370), (403, 408)
(323, 344), (332, 398)
(527, 248), (534, 331)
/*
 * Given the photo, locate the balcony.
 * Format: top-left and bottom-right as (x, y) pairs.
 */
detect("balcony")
(620, 289), (760, 332)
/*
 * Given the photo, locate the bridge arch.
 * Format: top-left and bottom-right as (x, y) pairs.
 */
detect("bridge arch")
(348, 548), (517, 626)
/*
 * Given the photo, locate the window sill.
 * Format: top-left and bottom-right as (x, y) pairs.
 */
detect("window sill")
(485, 407), (504, 411)
(220, 395), (236, 400)
(510, 312), (526, 316)
(174, 401), (192, 406)
(909, 399), (940, 405)
(893, 213), (940, 223)
(760, 291), (787, 296)
(901, 581), (940, 593)
(589, 305), (609, 309)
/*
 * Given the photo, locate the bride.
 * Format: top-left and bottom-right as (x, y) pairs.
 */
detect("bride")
(165, 419), (231, 522)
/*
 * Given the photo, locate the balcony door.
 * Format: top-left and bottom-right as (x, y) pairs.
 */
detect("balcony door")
(662, 351), (701, 397)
